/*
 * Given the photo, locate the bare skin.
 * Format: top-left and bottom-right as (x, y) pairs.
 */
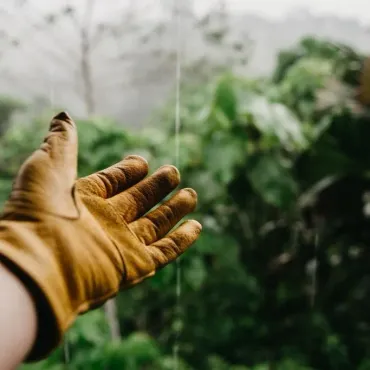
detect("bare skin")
(0, 262), (37, 370)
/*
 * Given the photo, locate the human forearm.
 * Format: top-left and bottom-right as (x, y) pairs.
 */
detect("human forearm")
(0, 260), (37, 370)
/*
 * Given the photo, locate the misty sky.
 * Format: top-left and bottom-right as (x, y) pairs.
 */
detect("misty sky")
(12, 0), (370, 25)
(195, 0), (370, 24)
(2, 0), (370, 121)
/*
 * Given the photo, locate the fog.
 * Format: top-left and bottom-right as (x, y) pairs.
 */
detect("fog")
(1, 0), (370, 126)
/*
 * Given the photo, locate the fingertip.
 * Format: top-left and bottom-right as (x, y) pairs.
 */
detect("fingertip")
(123, 155), (149, 172)
(175, 188), (197, 213)
(182, 188), (198, 200)
(41, 111), (78, 182)
(158, 165), (181, 187)
(173, 219), (202, 252)
(179, 219), (202, 238)
(187, 219), (202, 232)
(150, 219), (202, 267)
(49, 111), (76, 134)
(53, 111), (72, 122)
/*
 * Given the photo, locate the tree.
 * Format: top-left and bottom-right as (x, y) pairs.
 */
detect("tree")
(0, 96), (24, 136)
(0, 1), (253, 124)
(5, 36), (370, 370)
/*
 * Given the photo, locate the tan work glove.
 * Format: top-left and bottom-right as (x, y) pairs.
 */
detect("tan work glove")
(0, 112), (201, 361)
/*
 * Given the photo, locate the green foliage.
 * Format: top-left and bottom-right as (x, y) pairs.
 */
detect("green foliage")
(0, 96), (25, 137)
(4, 36), (370, 370)
(247, 154), (298, 209)
(273, 37), (364, 86)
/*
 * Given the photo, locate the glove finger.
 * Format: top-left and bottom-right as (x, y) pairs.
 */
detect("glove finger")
(76, 155), (149, 198)
(109, 165), (180, 222)
(40, 112), (78, 185)
(130, 188), (197, 245)
(149, 220), (202, 268)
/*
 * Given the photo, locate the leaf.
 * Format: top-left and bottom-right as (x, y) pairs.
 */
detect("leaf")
(296, 137), (353, 187)
(241, 93), (307, 151)
(68, 310), (109, 347)
(213, 74), (238, 122)
(150, 264), (174, 288)
(195, 230), (236, 256)
(204, 132), (245, 185)
(247, 154), (298, 209)
(210, 107), (232, 130)
(112, 332), (161, 365)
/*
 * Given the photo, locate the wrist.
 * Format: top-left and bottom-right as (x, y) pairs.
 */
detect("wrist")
(0, 261), (37, 367)
(0, 220), (68, 362)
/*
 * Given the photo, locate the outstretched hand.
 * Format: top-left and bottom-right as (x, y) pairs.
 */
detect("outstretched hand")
(0, 112), (201, 360)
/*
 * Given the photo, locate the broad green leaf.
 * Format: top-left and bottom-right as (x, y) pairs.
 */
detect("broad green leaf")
(189, 171), (225, 203)
(241, 93), (307, 150)
(247, 154), (298, 209)
(204, 132), (245, 185)
(213, 74), (238, 122)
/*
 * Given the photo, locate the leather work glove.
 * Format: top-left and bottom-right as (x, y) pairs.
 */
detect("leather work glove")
(0, 112), (202, 361)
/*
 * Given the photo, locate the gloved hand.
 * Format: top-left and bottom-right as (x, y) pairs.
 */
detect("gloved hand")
(0, 112), (201, 361)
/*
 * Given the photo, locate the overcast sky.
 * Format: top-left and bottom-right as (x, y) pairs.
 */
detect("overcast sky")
(2, 0), (370, 120)
(9, 0), (370, 25)
(195, 0), (370, 25)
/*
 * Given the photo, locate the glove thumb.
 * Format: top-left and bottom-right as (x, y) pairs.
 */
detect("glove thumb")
(42, 111), (78, 185)
(4, 112), (79, 217)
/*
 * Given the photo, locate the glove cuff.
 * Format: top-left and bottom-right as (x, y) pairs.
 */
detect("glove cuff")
(0, 221), (75, 362)
(0, 253), (60, 361)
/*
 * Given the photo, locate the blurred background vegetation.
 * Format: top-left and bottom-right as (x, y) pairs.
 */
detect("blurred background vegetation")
(2, 1), (370, 369)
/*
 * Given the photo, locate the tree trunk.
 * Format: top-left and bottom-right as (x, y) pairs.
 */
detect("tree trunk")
(80, 0), (96, 117)
(104, 299), (121, 340)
